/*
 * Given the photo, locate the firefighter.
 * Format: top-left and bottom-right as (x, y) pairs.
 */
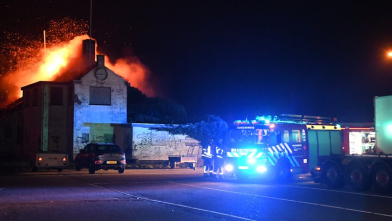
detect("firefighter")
(202, 139), (214, 177)
(213, 139), (225, 178)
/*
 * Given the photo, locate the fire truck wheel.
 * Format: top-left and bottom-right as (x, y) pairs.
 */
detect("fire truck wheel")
(276, 161), (292, 183)
(372, 165), (392, 194)
(88, 164), (96, 174)
(346, 164), (372, 192)
(324, 164), (344, 189)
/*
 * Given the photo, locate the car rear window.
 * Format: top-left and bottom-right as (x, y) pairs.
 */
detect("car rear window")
(97, 145), (123, 153)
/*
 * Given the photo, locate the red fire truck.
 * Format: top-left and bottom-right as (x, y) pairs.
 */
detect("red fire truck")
(223, 114), (342, 181)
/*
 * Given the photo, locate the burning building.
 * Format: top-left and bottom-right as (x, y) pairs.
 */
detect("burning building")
(0, 37), (201, 166)
(0, 39), (131, 159)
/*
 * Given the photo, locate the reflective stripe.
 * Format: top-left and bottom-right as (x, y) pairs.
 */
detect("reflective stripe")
(283, 143), (300, 167)
(268, 156), (275, 165)
(284, 143), (293, 154)
(248, 152), (256, 158)
(268, 149), (278, 162)
(227, 152), (263, 158)
(255, 153), (263, 158)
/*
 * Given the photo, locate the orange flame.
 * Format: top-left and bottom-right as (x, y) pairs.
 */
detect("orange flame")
(0, 34), (154, 107)
(106, 57), (154, 97)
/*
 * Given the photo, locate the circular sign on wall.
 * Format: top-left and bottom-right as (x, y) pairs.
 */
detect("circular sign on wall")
(95, 68), (108, 80)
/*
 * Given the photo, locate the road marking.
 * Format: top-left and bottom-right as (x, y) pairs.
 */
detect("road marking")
(92, 184), (256, 221)
(285, 184), (392, 199)
(169, 182), (392, 218)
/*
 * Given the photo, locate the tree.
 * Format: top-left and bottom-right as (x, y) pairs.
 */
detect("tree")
(162, 115), (228, 147)
(127, 87), (187, 124)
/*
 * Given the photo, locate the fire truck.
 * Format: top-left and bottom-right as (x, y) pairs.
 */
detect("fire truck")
(312, 95), (392, 194)
(223, 114), (342, 181)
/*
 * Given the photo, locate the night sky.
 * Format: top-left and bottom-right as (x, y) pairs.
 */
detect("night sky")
(2, 1), (392, 123)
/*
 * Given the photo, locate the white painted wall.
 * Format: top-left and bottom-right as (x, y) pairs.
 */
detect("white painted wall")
(72, 67), (128, 157)
(131, 123), (201, 161)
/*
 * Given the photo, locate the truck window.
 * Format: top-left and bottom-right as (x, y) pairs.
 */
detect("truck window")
(283, 130), (290, 143)
(292, 130), (301, 143)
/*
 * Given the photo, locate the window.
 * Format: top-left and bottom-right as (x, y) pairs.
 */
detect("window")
(50, 87), (63, 105)
(4, 124), (11, 138)
(33, 89), (38, 106)
(90, 87), (111, 105)
(291, 130), (301, 143)
(282, 130), (290, 143)
(68, 86), (73, 106)
(24, 91), (30, 108)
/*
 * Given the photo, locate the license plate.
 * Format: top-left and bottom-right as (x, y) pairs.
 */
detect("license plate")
(106, 161), (117, 164)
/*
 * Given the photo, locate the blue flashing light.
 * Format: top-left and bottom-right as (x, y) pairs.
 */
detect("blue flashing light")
(265, 119), (270, 124)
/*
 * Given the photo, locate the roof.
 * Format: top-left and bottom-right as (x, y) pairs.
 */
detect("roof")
(0, 98), (22, 122)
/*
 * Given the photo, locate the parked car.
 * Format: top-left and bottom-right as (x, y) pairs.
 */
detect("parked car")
(75, 143), (126, 174)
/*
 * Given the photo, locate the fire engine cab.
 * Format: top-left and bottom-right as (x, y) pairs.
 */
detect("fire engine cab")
(223, 114), (342, 181)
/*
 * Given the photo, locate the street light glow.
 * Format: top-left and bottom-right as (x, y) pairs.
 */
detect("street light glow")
(387, 51), (392, 57)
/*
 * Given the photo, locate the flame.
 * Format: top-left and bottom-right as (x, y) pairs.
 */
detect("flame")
(106, 57), (154, 97)
(0, 32), (155, 107)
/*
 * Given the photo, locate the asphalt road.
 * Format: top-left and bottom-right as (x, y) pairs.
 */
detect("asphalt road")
(1, 168), (392, 221)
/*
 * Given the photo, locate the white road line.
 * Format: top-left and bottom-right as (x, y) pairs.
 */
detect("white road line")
(285, 184), (392, 199)
(169, 182), (392, 218)
(92, 184), (256, 221)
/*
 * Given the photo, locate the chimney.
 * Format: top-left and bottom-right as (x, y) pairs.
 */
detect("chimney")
(97, 55), (105, 67)
(82, 39), (95, 68)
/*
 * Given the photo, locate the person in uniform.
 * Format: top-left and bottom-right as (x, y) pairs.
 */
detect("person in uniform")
(213, 139), (225, 178)
(202, 139), (214, 177)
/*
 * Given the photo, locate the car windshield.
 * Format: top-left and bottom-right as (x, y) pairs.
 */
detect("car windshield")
(97, 145), (123, 154)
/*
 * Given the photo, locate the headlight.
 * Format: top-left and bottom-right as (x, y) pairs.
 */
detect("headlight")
(247, 158), (256, 164)
(256, 165), (267, 173)
(225, 164), (234, 172)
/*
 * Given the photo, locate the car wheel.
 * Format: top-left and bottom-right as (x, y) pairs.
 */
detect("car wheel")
(324, 163), (344, 189)
(118, 168), (125, 174)
(373, 165), (392, 194)
(31, 164), (38, 172)
(170, 161), (175, 169)
(89, 164), (95, 174)
(75, 160), (81, 171)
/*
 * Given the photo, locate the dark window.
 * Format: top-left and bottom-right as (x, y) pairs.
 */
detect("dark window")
(16, 126), (23, 144)
(97, 145), (122, 154)
(33, 89), (38, 106)
(68, 86), (73, 106)
(85, 144), (95, 152)
(90, 87), (111, 105)
(50, 87), (63, 105)
(24, 91), (30, 108)
(5, 124), (11, 138)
